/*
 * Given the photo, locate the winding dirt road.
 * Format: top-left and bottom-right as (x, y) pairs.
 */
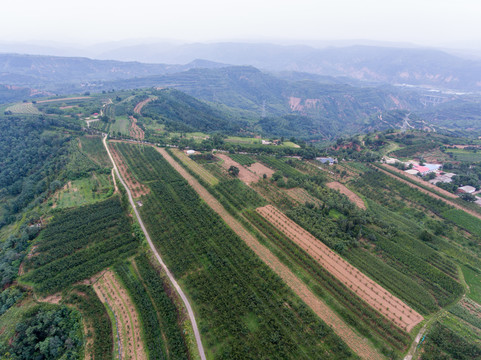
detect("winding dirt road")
(103, 136), (206, 360)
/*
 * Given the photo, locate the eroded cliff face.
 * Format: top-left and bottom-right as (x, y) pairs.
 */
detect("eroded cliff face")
(288, 94), (408, 117)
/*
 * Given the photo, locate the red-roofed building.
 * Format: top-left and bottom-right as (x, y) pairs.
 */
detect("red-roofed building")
(413, 165), (430, 175)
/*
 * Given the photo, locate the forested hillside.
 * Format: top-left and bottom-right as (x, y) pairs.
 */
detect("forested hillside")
(0, 115), (78, 226)
(0, 87), (481, 360)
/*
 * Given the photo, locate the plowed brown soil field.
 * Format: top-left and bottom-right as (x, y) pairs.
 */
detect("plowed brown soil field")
(94, 270), (146, 360)
(216, 153), (259, 184)
(257, 205), (423, 332)
(109, 143), (149, 198)
(248, 162), (275, 178)
(129, 116), (145, 141)
(326, 181), (366, 209)
(157, 147), (384, 360)
(133, 98), (154, 115)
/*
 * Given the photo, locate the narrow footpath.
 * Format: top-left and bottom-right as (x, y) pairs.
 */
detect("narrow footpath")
(103, 136), (206, 360)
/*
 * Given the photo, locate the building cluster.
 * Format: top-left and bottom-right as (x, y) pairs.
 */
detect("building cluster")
(315, 157), (337, 165)
(384, 157), (446, 179)
(383, 157), (481, 205)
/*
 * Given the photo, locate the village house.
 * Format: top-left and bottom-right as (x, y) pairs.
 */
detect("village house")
(316, 157), (337, 165)
(457, 185), (476, 194)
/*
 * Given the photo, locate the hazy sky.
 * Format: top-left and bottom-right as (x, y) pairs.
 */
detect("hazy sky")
(2, 0), (480, 48)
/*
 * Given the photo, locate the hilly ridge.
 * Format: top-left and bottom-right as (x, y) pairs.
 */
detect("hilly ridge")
(96, 42), (481, 91)
(0, 53), (227, 90)
(1, 51), (480, 139)
(99, 66), (433, 138)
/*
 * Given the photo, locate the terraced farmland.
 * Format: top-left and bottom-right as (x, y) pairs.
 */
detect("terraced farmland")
(170, 148), (219, 185)
(216, 153), (259, 184)
(109, 143), (150, 198)
(285, 187), (323, 206)
(156, 146), (384, 359)
(65, 285), (113, 360)
(326, 182), (366, 209)
(22, 197), (139, 294)
(94, 270), (147, 360)
(257, 204), (424, 331)
(113, 142), (358, 360)
(5, 102), (41, 114)
(114, 256), (190, 360)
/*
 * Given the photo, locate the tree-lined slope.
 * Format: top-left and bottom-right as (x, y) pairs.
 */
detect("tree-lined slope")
(22, 196), (139, 294)
(113, 142), (359, 360)
(257, 205), (423, 331)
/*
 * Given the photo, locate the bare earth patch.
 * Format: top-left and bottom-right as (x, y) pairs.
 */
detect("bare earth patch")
(129, 116), (145, 141)
(216, 153), (259, 184)
(326, 182), (366, 209)
(94, 270), (147, 360)
(37, 293), (62, 304)
(248, 162), (275, 178)
(257, 205), (423, 332)
(157, 147), (383, 360)
(133, 98), (154, 115)
(109, 144), (149, 198)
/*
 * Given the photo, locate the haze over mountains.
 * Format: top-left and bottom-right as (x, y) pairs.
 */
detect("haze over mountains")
(2, 41), (481, 139)
(1, 41), (481, 92)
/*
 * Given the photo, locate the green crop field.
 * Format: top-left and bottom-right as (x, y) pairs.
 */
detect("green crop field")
(22, 196), (139, 294)
(113, 142), (356, 360)
(282, 141), (300, 148)
(228, 153), (256, 166)
(51, 174), (113, 209)
(5, 102), (41, 114)
(257, 155), (304, 177)
(348, 171), (466, 311)
(170, 148), (219, 185)
(109, 116), (130, 136)
(225, 136), (261, 144)
(446, 148), (481, 162)
(79, 136), (112, 168)
(442, 209), (481, 237)
(462, 265), (481, 304)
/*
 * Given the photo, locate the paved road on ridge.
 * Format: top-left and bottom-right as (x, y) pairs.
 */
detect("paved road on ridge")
(103, 136), (206, 360)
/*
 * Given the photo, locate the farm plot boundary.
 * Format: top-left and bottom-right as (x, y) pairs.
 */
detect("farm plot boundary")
(157, 147), (384, 360)
(257, 204), (423, 332)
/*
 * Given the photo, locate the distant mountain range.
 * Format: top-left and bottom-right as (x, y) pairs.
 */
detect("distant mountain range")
(93, 43), (481, 91)
(96, 66), (426, 115)
(0, 53), (226, 91)
(1, 42), (481, 91)
(1, 46), (481, 138)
